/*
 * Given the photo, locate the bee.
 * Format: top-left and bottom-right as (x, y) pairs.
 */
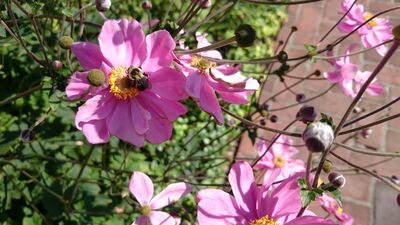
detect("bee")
(127, 67), (149, 91)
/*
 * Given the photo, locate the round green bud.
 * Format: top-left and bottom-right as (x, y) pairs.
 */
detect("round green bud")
(87, 69), (105, 87)
(392, 25), (400, 40)
(234, 24), (256, 48)
(58, 36), (74, 49)
(322, 160), (333, 173)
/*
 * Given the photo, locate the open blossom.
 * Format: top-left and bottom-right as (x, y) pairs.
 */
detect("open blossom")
(177, 33), (259, 124)
(129, 171), (192, 225)
(318, 195), (354, 225)
(254, 136), (305, 184)
(197, 161), (336, 225)
(66, 19), (187, 146)
(324, 45), (384, 98)
(338, 0), (393, 56)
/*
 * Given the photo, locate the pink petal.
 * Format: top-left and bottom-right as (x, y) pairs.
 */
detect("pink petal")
(341, 79), (356, 98)
(141, 30), (176, 73)
(366, 81), (384, 96)
(284, 216), (336, 225)
(66, 71), (91, 100)
(130, 99), (151, 135)
(75, 92), (116, 129)
(131, 216), (150, 225)
(150, 182), (192, 210)
(81, 120), (109, 144)
(324, 71), (342, 83)
(138, 91), (187, 121)
(199, 80), (224, 124)
(71, 42), (107, 70)
(129, 171), (154, 206)
(197, 189), (244, 225)
(340, 63), (358, 80)
(149, 211), (178, 225)
(107, 100), (145, 146)
(98, 19), (146, 67)
(146, 116), (173, 144)
(228, 161), (258, 220)
(186, 72), (203, 98)
(218, 91), (251, 104)
(261, 174), (302, 219)
(216, 64), (241, 75)
(148, 67), (187, 100)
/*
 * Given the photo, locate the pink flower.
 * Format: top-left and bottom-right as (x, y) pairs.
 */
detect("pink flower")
(197, 161), (336, 225)
(324, 45), (384, 98)
(318, 195), (354, 225)
(254, 136), (305, 184)
(177, 33), (259, 124)
(129, 171), (192, 225)
(66, 19), (187, 146)
(338, 0), (393, 56)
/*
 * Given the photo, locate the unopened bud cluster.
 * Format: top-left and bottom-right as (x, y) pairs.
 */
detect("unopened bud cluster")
(96, 0), (112, 12)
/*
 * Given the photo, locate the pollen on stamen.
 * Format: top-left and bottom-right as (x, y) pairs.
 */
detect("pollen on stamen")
(191, 56), (216, 72)
(109, 65), (140, 100)
(363, 12), (378, 28)
(249, 215), (279, 225)
(273, 155), (286, 168)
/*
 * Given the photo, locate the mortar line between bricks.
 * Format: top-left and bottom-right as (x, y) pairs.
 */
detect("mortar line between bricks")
(342, 196), (372, 207)
(371, 178), (377, 225)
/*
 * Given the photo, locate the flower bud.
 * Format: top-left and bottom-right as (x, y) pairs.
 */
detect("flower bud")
(96, 0), (111, 12)
(58, 36), (74, 49)
(51, 60), (63, 70)
(392, 25), (400, 40)
(270, 115), (278, 123)
(352, 106), (362, 114)
(192, 0), (211, 8)
(259, 119), (266, 126)
(296, 93), (306, 103)
(20, 129), (35, 142)
(322, 160), (333, 173)
(391, 175), (400, 185)
(277, 51), (288, 63)
(296, 105), (317, 124)
(397, 194), (400, 207)
(87, 69), (105, 87)
(303, 122), (334, 152)
(361, 128), (372, 139)
(328, 172), (346, 188)
(142, 0), (152, 10)
(235, 24), (256, 47)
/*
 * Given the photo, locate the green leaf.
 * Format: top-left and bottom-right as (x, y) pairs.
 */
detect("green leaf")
(331, 188), (343, 207)
(297, 178), (307, 189)
(300, 189), (316, 207)
(320, 113), (336, 130)
(61, 8), (74, 17)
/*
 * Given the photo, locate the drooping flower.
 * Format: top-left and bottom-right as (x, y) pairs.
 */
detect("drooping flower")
(129, 171), (192, 225)
(65, 19), (187, 146)
(324, 45), (384, 98)
(338, 0), (393, 56)
(254, 136), (305, 184)
(317, 194), (354, 225)
(177, 33), (259, 124)
(197, 161), (336, 225)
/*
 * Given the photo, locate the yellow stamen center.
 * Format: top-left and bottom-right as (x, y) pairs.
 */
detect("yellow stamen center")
(191, 56), (216, 72)
(109, 65), (140, 100)
(336, 207), (343, 214)
(363, 12), (378, 27)
(249, 215), (279, 225)
(273, 155), (286, 168)
(140, 205), (151, 216)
